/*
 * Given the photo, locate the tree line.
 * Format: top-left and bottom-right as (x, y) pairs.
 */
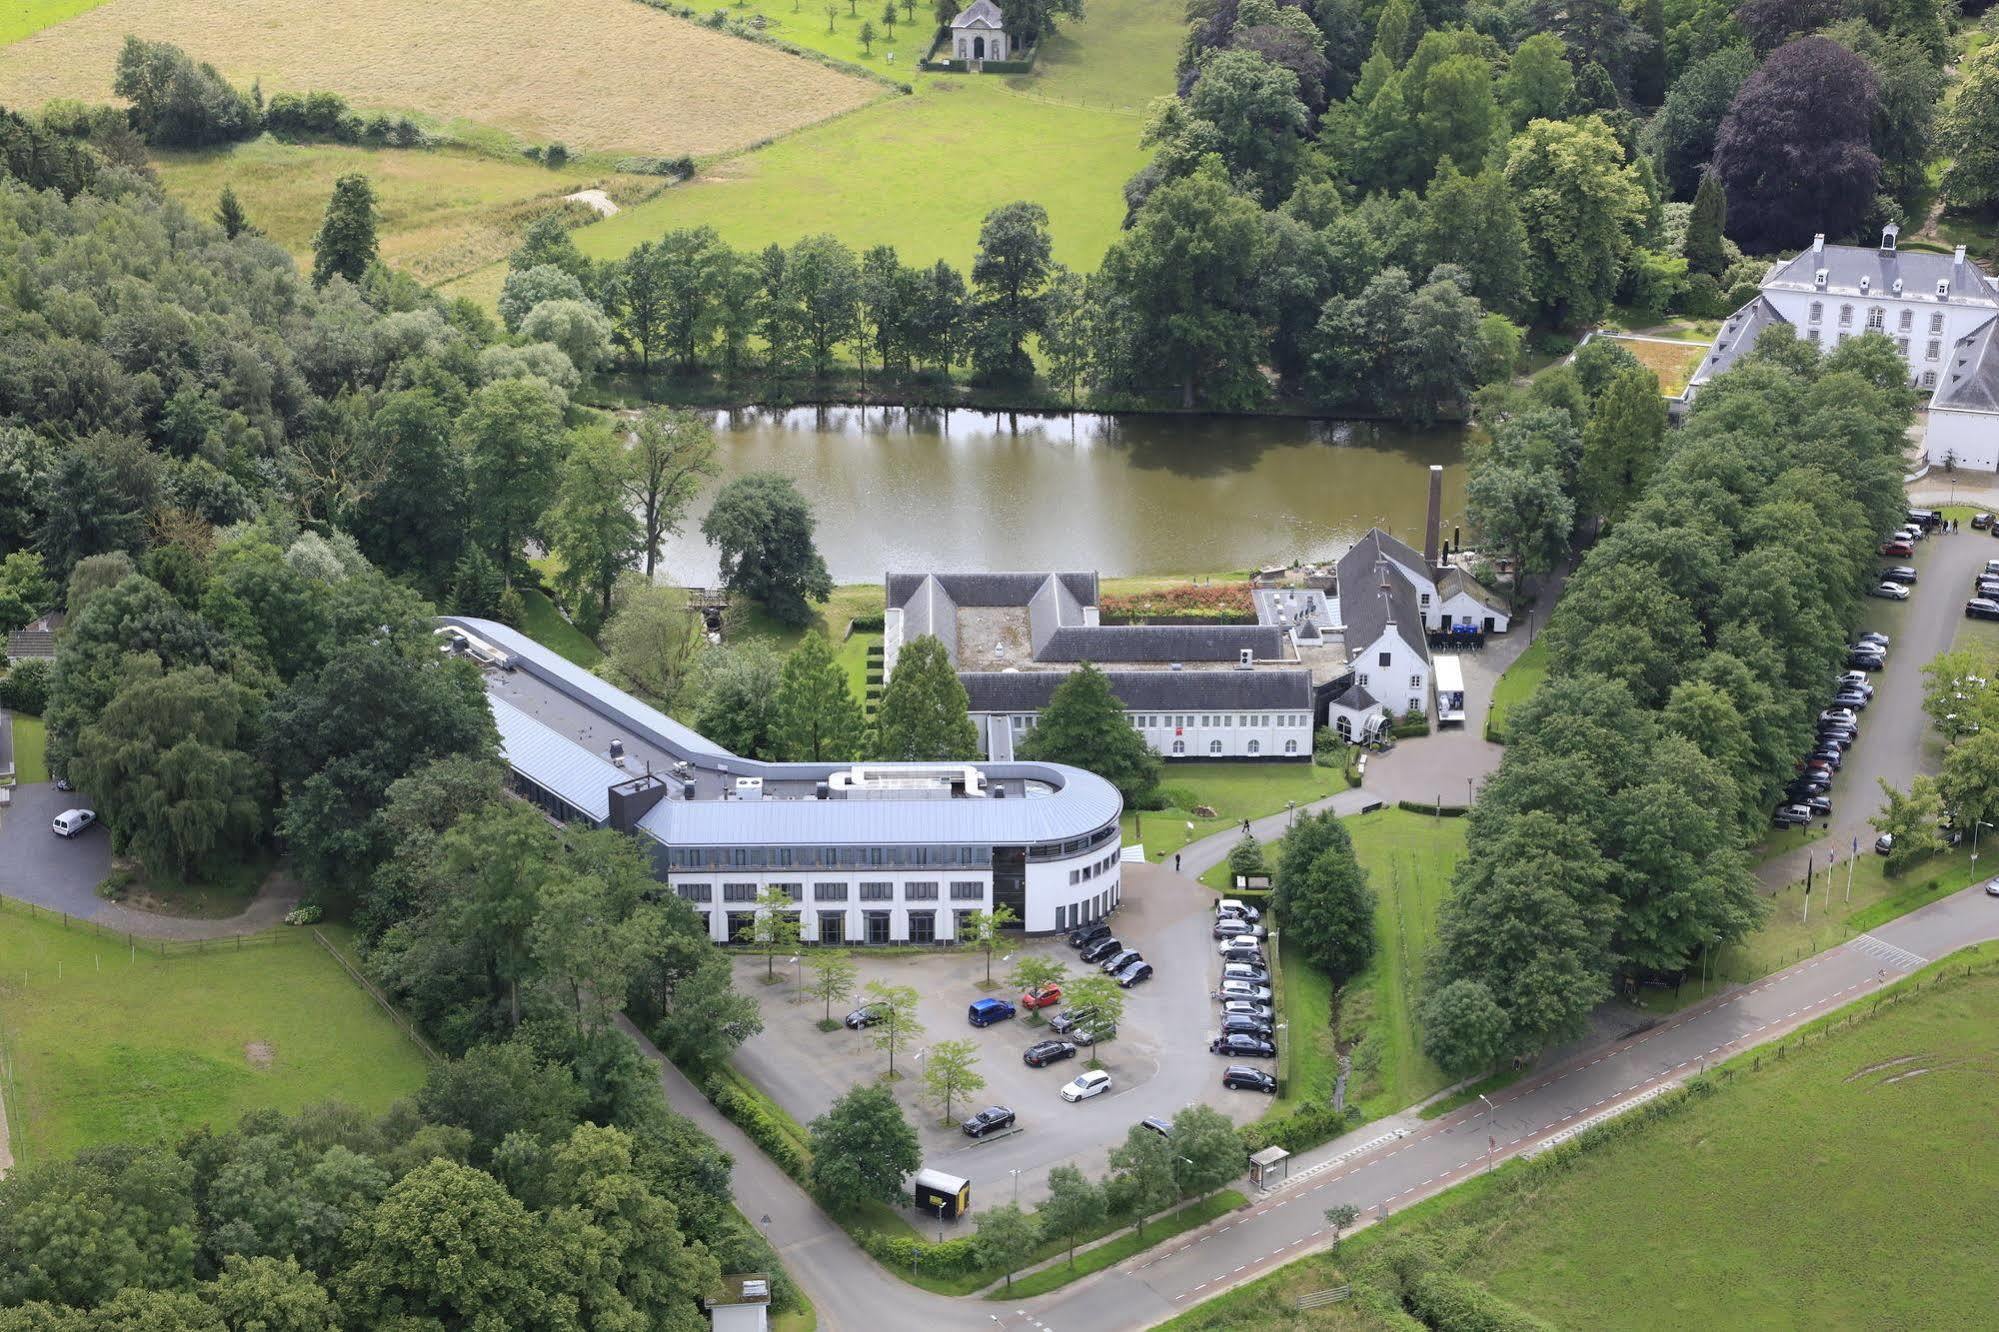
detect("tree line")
(1418, 328), (1915, 1075)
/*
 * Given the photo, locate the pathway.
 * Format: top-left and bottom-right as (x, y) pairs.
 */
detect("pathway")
(564, 188), (619, 217)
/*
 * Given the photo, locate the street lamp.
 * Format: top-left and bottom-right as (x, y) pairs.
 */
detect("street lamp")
(1479, 1093), (1496, 1173)
(1974, 819), (1994, 862)
(1010, 1168), (1021, 1203)
(1466, 776), (1475, 807)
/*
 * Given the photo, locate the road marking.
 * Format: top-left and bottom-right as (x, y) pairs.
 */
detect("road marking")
(1852, 933), (1928, 971)
(1523, 1082), (1675, 1158)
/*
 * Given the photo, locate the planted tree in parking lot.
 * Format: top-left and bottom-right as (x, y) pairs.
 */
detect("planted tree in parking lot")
(808, 1084), (921, 1214)
(920, 1038), (985, 1124)
(963, 905), (1019, 985)
(972, 1204), (1041, 1290)
(1921, 649), (1998, 744)
(804, 950), (859, 1023)
(1872, 776), (1946, 875)
(1062, 973), (1126, 1057)
(1038, 1165), (1106, 1266)
(1008, 954), (1066, 1002)
(1939, 729), (1999, 842)
(862, 979), (924, 1078)
(1107, 1122), (1178, 1237)
(1168, 1105), (1245, 1197)
(736, 885), (805, 979)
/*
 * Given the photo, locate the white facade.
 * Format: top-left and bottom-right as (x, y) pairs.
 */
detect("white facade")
(990, 707), (1315, 762)
(1435, 584), (1510, 634)
(1930, 404), (1999, 471)
(950, 0), (1014, 60)
(1350, 628), (1430, 718)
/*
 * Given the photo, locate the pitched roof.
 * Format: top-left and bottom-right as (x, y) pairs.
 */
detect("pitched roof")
(886, 572), (1097, 609)
(1436, 567), (1508, 614)
(1765, 243), (1998, 305)
(1328, 679), (1378, 714)
(1036, 624), (1289, 663)
(959, 669), (1313, 714)
(1691, 296), (1790, 387)
(951, 0), (1005, 26)
(1337, 556), (1429, 661)
(1337, 529), (1429, 587)
(1933, 315), (1999, 414)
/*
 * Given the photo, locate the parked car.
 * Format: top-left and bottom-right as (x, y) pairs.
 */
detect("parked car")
(1068, 921), (1113, 950)
(51, 808), (96, 838)
(1215, 898), (1262, 924)
(1975, 579), (1999, 599)
(1818, 726), (1857, 746)
(1209, 1033), (1277, 1058)
(1848, 650), (1886, 670)
(1880, 538), (1913, 557)
(961, 1105), (1016, 1138)
(1049, 1007), (1097, 1035)
(1881, 566), (1918, 585)
(1799, 794), (1833, 817)
(1223, 962), (1272, 985)
(1875, 832), (1894, 855)
(1806, 748), (1844, 770)
(968, 998), (1017, 1028)
(1021, 983), (1063, 1010)
(1219, 1014), (1275, 1039)
(1099, 948), (1143, 975)
(1222, 1065), (1279, 1093)
(1785, 780), (1829, 801)
(1217, 933), (1264, 955)
(1857, 631), (1890, 650)
(844, 1004), (884, 1029)
(1212, 918), (1269, 940)
(1974, 513), (1993, 530)
(1870, 582), (1909, 601)
(1820, 706), (1860, 725)
(1969, 598), (1999, 622)
(1984, 876), (1999, 897)
(1221, 998), (1275, 1021)
(1069, 1021), (1117, 1047)
(1830, 689), (1870, 711)
(1080, 937), (1123, 965)
(1115, 960), (1154, 988)
(1773, 804), (1813, 828)
(1060, 1070), (1112, 1102)
(1023, 1039), (1078, 1067)
(1219, 980), (1274, 1003)
(1838, 671), (1875, 697)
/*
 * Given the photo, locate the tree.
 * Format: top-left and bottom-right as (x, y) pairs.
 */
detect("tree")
(1920, 649), (1998, 743)
(655, 226), (730, 372)
(872, 635), (981, 760)
(689, 639), (786, 760)
(921, 1038), (987, 1124)
(1498, 33), (1573, 129)
(1009, 953), (1067, 1001)
(972, 1205), (1040, 1290)
(1227, 835), (1265, 882)
(458, 377), (567, 575)
(1941, 44), (1999, 211)
(1282, 842), (1378, 985)
(520, 298), (615, 377)
(1939, 728), (1999, 842)
(609, 241), (668, 372)
(113, 37), (255, 147)
(1169, 1105), (1244, 1197)
(1107, 1122), (1177, 1236)
(214, 185), (251, 239)
(1649, 44), (1756, 201)
(350, 389), (469, 595)
(1018, 663), (1160, 801)
(1578, 366), (1668, 525)
(599, 574), (703, 708)
(1062, 971), (1127, 1054)
(962, 905), (1019, 985)
(415, 1039), (588, 1163)
(206, 1255), (338, 1332)
(1416, 54), (1501, 180)
(737, 884), (806, 980)
(701, 472), (833, 627)
(1323, 1202), (1360, 1250)
(1872, 776), (1945, 874)
(859, 18), (877, 52)
(1504, 116), (1647, 326)
(783, 234), (862, 375)
(862, 979), (924, 1077)
(773, 632), (866, 762)
(1180, 49), (1311, 206)
(968, 202), (1054, 383)
(71, 666), (267, 882)
(1713, 37), (1880, 252)
(500, 265), (588, 334)
(1038, 1165), (1106, 1266)
(1040, 267), (1091, 408)
(547, 425), (644, 630)
(1421, 165), (1530, 318)
(807, 1084), (921, 1213)
(310, 173), (378, 288)
(804, 950), (859, 1022)
(1465, 439), (1574, 579)
(1684, 172), (1727, 276)
(1417, 978), (1510, 1078)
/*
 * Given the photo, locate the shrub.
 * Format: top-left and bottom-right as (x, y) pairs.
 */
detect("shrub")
(284, 904), (322, 926)
(853, 1228), (980, 1276)
(1396, 799), (1469, 817)
(264, 89), (351, 138)
(1241, 1102), (1353, 1156)
(850, 612), (887, 632)
(0, 658), (51, 714)
(705, 1073), (809, 1181)
(545, 142), (570, 168)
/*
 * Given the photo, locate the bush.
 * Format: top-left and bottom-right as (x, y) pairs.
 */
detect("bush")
(1396, 799), (1469, 817)
(853, 1228), (980, 1276)
(1241, 1102), (1353, 1156)
(0, 657), (51, 714)
(849, 612), (887, 632)
(545, 142), (570, 168)
(705, 1073), (809, 1181)
(1407, 1270), (1555, 1331)
(1390, 710), (1430, 739)
(616, 154), (697, 180)
(1227, 835), (1265, 879)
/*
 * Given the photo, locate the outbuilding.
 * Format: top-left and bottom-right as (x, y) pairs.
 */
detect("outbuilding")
(913, 1167), (972, 1220)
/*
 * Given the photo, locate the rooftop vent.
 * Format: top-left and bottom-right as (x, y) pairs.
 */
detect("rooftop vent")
(1892, 278), (1904, 295)
(1859, 275), (1871, 293)
(608, 737), (626, 767)
(1237, 648), (1254, 670)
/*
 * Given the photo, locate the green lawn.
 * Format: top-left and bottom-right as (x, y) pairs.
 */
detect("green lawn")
(0, 912), (430, 1164)
(997, 1190), (1247, 1298)
(9, 711), (47, 784)
(1162, 947), (1999, 1329)
(1126, 763), (1352, 863)
(1270, 945), (1334, 1114)
(0, 0), (109, 45)
(834, 630), (882, 710)
(517, 588), (605, 667)
(1483, 635), (1547, 743)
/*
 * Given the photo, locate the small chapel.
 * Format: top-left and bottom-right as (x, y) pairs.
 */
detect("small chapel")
(949, 0), (1019, 63)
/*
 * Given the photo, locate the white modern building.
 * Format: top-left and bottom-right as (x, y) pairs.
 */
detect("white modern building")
(1690, 226), (1999, 468)
(440, 617), (1125, 943)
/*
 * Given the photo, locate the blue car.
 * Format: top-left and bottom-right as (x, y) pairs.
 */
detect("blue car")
(967, 998), (1017, 1027)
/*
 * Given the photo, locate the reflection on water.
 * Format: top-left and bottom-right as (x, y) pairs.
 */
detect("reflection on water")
(655, 406), (1470, 585)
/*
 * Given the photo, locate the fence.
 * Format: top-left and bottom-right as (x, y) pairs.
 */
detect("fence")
(1296, 1284), (1353, 1309)
(0, 894), (294, 957)
(310, 929), (442, 1064)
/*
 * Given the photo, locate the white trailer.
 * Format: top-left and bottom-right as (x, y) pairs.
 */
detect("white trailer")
(1433, 655), (1466, 726)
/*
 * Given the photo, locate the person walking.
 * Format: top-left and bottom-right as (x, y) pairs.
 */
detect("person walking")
(1174, 852), (1182, 873)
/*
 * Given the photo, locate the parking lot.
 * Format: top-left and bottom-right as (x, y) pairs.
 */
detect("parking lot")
(726, 859), (1271, 1216)
(0, 780), (111, 918)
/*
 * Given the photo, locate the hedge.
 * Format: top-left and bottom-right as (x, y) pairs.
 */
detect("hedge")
(854, 1227), (980, 1277)
(1396, 800), (1469, 818)
(850, 613), (886, 633)
(703, 1072), (809, 1182)
(1241, 1102), (1355, 1156)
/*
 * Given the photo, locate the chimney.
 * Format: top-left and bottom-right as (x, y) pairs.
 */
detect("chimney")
(608, 773), (669, 833)
(1812, 233), (1825, 256)
(1424, 465), (1443, 572)
(1955, 244), (1968, 270)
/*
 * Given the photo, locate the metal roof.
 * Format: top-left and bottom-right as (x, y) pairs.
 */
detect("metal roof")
(489, 696), (623, 823)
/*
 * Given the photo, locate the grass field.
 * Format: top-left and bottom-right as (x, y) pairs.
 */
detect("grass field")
(1597, 333), (1707, 396)
(152, 140), (646, 286)
(0, 0), (109, 45)
(1162, 946), (1999, 1329)
(517, 588), (605, 668)
(1482, 634), (1546, 742)
(1343, 809), (1463, 1114)
(1125, 763), (1352, 863)
(0, 0), (876, 155)
(9, 711), (47, 784)
(0, 910), (429, 1164)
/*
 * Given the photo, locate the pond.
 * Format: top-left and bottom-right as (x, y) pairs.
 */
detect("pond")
(653, 406), (1470, 586)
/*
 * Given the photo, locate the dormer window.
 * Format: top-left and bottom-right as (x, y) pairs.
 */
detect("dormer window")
(1859, 275), (1871, 293)
(1938, 279), (1951, 297)
(1814, 268), (1828, 288)
(1891, 278), (1904, 295)
(1880, 223), (1898, 252)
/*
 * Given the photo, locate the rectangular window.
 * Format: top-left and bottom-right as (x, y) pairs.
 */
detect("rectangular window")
(1378, 651), (1391, 667)
(865, 911), (892, 945)
(772, 882), (804, 904)
(1867, 307), (1884, 330)
(723, 882), (757, 903)
(1897, 338), (1910, 356)
(676, 883), (712, 903)
(1839, 305), (1853, 326)
(905, 881), (939, 901)
(1928, 339), (1942, 361)
(907, 911), (936, 944)
(954, 909), (978, 938)
(950, 881), (984, 900)
(813, 881), (847, 902)
(816, 912), (845, 944)
(859, 881), (893, 901)
(1358, 673), (1369, 689)
(1899, 309), (1913, 331)
(1931, 312), (1945, 333)
(1411, 674), (1422, 688)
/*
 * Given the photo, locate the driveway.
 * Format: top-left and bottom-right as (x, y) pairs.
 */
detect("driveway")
(1362, 619), (1536, 808)
(0, 780), (111, 918)
(728, 858), (1266, 1216)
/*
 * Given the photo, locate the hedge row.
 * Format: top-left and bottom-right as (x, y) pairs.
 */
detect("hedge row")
(703, 1072), (809, 1182)
(1242, 1101), (1355, 1157)
(1396, 800), (1469, 818)
(851, 612), (887, 633)
(853, 1227), (980, 1277)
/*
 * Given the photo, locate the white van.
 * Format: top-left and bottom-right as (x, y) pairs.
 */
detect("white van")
(51, 808), (96, 837)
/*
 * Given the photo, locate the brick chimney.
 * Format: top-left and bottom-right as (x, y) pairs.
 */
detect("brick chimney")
(1424, 464), (1443, 572)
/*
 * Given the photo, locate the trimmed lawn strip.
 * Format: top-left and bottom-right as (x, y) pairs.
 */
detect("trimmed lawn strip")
(1271, 949), (1334, 1114)
(1483, 635), (1547, 742)
(517, 588), (604, 667)
(1344, 810), (1463, 1116)
(1125, 763), (1352, 862)
(994, 1190), (1248, 1299)
(10, 711), (48, 784)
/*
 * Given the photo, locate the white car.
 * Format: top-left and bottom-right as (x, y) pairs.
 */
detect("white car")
(1219, 979), (1274, 1003)
(1215, 898), (1261, 923)
(1217, 934), (1263, 955)
(1870, 582), (1909, 601)
(51, 808), (96, 838)
(1060, 1069), (1112, 1102)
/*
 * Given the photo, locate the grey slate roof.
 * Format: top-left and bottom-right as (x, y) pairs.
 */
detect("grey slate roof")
(886, 572), (1096, 610)
(1766, 244), (1998, 304)
(490, 695), (623, 823)
(1437, 567), (1508, 614)
(1328, 680), (1378, 713)
(1334, 539), (1430, 660)
(1338, 529), (1428, 584)
(1036, 624), (1288, 662)
(897, 575), (961, 662)
(951, 0), (1005, 26)
(1692, 296), (1791, 387)
(1934, 315), (1999, 413)
(959, 669), (1312, 715)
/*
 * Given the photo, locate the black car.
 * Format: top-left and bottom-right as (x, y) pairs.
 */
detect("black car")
(1786, 779), (1829, 800)
(1848, 650), (1886, 670)
(1219, 1014), (1275, 1039)
(843, 1004), (883, 1029)
(1080, 937), (1123, 965)
(1049, 1006), (1098, 1035)
(1068, 921), (1113, 950)
(1800, 794), (1833, 816)
(1970, 598), (1999, 622)
(1773, 804), (1812, 828)
(1881, 566), (1918, 585)
(1023, 1039), (1078, 1067)
(1977, 513), (1995, 530)
(1210, 1033), (1277, 1058)
(961, 1105), (1016, 1139)
(1100, 948), (1143, 975)
(1806, 748), (1844, 770)
(1115, 960), (1154, 988)
(1222, 1066), (1279, 1094)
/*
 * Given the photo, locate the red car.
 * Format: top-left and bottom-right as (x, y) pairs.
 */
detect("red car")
(1021, 983), (1063, 1010)
(1880, 539), (1913, 557)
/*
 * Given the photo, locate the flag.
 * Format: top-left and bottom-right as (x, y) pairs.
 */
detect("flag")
(1852, 834), (1859, 857)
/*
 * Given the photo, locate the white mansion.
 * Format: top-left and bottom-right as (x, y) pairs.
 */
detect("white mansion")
(1690, 225), (1999, 468)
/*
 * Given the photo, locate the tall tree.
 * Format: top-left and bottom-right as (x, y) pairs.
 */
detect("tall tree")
(1422, 165), (1530, 318)
(1504, 116), (1647, 325)
(972, 1205), (1040, 1291)
(968, 201), (1054, 383)
(599, 574), (703, 708)
(458, 378), (567, 576)
(609, 240), (667, 373)
(621, 407), (718, 580)
(804, 950), (859, 1022)
(872, 634), (980, 761)
(547, 425), (644, 631)
(1018, 663), (1160, 801)
(1281, 842), (1378, 984)
(920, 1038), (987, 1124)
(1683, 170), (1728, 276)
(1037, 1165), (1106, 1266)
(214, 184), (251, 238)
(1578, 365), (1668, 525)
(1713, 37), (1881, 252)
(782, 234), (862, 376)
(700, 472), (832, 626)
(860, 981), (925, 1079)
(1941, 44), (1999, 212)
(1106, 1122), (1178, 1237)
(690, 640), (786, 760)
(1498, 32), (1574, 129)
(1648, 44), (1756, 200)
(657, 226), (729, 372)
(310, 173), (378, 288)
(773, 632), (866, 762)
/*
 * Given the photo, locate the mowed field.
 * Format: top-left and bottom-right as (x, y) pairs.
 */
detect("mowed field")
(0, 908), (430, 1164)
(0, 0), (878, 154)
(0, 0), (111, 45)
(1345, 809), (1463, 1114)
(152, 140), (652, 286)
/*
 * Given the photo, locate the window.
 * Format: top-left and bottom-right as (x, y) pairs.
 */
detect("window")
(676, 883), (712, 903)
(1898, 338), (1910, 356)
(1419, 593), (1430, 608)
(1866, 306), (1884, 331)
(1809, 301), (1823, 325)
(905, 881), (938, 900)
(1284, 739), (1299, 755)
(1336, 716), (1352, 741)
(1928, 339), (1942, 361)
(723, 883), (757, 903)
(950, 881), (984, 900)
(773, 882), (804, 904)
(814, 882), (847, 902)
(1838, 332), (1850, 344)
(864, 911), (892, 944)
(1378, 651), (1391, 667)
(1922, 371), (1937, 388)
(1931, 312), (1945, 333)
(1171, 739), (1185, 755)
(817, 912), (845, 944)
(1209, 739), (1223, 755)
(1410, 674), (1422, 688)
(1357, 673), (1369, 689)
(1069, 869), (1080, 885)
(1806, 329), (1822, 346)
(1899, 309), (1913, 331)
(859, 881), (893, 901)
(907, 911), (936, 944)
(1839, 304), (1853, 326)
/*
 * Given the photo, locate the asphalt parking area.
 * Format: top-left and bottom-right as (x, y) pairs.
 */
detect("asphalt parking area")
(0, 781), (111, 918)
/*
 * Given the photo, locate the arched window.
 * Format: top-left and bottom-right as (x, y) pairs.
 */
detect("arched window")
(1284, 739), (1299, 755)
(1209, 739), (1223, 755)
(1247, 740), (1261, 755)
(1335, 716), (1352, 741)
(1171, 739), (1185, 755)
